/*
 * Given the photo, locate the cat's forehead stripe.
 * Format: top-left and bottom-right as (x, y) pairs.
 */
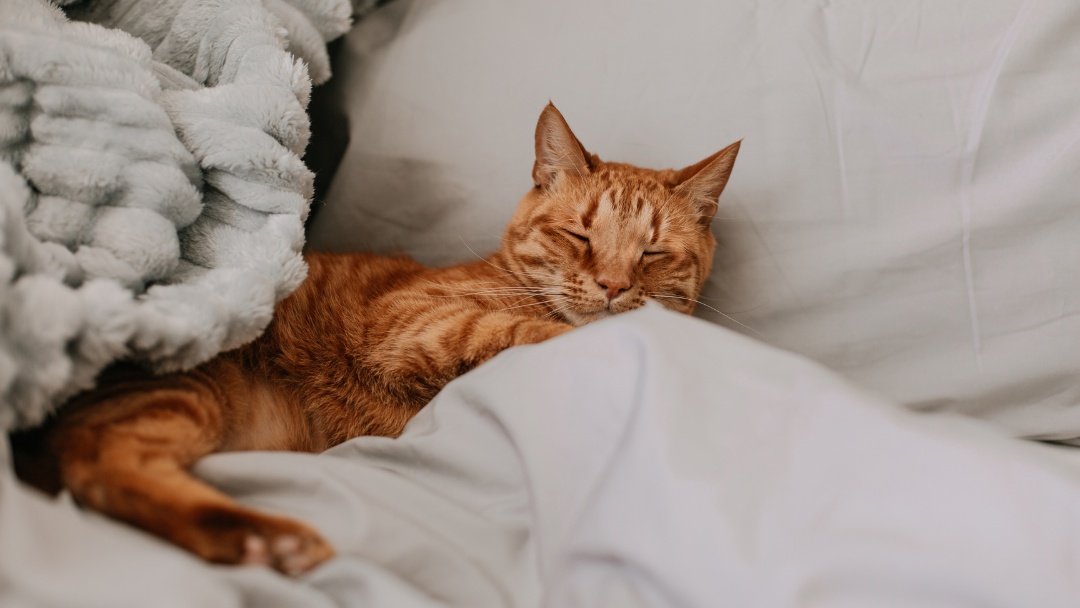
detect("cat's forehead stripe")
(581, 193), (600, 229)
(610, 185), (623, 211)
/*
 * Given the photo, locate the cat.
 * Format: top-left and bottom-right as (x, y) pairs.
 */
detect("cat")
(45, 103), (740, 575)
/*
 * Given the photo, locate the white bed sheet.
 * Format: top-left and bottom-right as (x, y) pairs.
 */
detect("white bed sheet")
(4, 306), (1080, 607)
(308, 0), (1080, 439)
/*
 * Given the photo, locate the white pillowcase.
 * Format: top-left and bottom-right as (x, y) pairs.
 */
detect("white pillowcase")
(308, 0), (1080, 440)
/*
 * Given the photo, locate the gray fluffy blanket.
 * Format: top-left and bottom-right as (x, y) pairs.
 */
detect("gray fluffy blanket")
(0, 0), (351, 430)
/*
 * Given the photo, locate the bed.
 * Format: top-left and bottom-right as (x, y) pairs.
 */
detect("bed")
(4, 0), (1080, 606)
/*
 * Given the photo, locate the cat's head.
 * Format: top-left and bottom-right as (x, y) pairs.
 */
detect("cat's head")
(500, 103), (740, 326)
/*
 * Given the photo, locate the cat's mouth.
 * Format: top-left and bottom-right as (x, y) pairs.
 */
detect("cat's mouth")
(560, 299), (646, 326)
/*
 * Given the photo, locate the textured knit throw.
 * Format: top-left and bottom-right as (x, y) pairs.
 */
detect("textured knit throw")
(0, 0), (352, 430)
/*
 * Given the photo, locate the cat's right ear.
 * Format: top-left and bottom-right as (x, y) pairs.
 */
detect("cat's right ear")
(533, 102), (593, 189)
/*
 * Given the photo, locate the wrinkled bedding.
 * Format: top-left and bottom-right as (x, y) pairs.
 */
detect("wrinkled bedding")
(4, 306), (1080, 607)
(308, 0), (1080, 440)
(5, 1), (1080, 605)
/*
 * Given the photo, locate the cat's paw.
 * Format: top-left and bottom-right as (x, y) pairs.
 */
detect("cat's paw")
(240, 529), (335, 576)
(189, 506), (335, 575)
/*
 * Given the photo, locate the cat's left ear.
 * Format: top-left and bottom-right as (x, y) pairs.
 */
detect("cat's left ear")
(672, 140), (741, 226)
(533, 102), (594, 189)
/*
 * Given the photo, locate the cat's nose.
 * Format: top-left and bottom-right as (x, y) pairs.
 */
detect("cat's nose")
(596, 277), (631, 301)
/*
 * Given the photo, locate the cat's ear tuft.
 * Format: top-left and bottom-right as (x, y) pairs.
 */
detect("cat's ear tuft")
(533, 102), (593, 189)
(673, 139), (741, 226)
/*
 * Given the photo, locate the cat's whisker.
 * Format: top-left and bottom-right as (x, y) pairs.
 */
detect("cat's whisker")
(432, 287), (564, 297)
(686, 292), (763, 313)
(456, 236), (556, 284)
(458, 236), (510, 271)
(507, 295), (572, 308)
(421, 278), (564, 295)
(651, 294), (763, 337)
(543, 303), (573, 321)
(436, 287), (561, 298)
(457, 237), (552, 283)
(518, 295), (568, 311)
(500, 292), (567, 309)
(499, 296), (572, 313)
(451, 280), (559, 287)
(431, 287), (566, 300)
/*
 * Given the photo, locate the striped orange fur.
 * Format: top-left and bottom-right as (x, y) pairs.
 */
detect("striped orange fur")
(45, 104), (740, 574)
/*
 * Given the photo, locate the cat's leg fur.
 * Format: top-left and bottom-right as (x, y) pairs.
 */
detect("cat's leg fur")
(370, 306), (573, 405)
(50, 368), (334, 575)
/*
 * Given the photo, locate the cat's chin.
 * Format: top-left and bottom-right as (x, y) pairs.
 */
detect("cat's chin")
(558, 308), (610, 327)
(562, 304), (646, 327)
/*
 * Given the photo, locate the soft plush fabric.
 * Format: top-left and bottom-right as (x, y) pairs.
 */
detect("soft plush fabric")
(308, 0), (1080, 441)
(0, 0), (350, 430)
(5, 305), (1080, 606)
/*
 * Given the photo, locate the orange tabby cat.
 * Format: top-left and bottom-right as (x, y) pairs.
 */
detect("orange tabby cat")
(47, 104), (740, 575)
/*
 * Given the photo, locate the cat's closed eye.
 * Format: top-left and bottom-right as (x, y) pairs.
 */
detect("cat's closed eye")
(563, 229), (589, 244)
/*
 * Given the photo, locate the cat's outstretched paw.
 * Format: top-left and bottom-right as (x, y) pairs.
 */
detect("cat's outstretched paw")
(188, 505), (335, 575)
(240, 530), (335, 575)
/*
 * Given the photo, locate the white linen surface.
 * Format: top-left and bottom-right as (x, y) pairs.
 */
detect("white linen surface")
(4, 306), (1080, 606)
(307, 0), (1080, 440)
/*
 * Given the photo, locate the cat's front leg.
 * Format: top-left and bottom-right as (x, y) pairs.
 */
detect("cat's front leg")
(503, 316), (576, 347)
(370, 308), (573, 406)
(437, 310), (573, 367)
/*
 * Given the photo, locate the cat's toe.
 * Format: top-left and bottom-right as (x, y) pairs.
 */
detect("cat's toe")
(266, 530), (334, 576)
(241, 535), (270, 565)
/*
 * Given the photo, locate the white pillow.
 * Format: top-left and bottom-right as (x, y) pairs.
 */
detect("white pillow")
(308, 0), (1080, 440)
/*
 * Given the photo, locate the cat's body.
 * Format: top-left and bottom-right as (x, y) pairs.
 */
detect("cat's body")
(46, 104), (740, 575)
